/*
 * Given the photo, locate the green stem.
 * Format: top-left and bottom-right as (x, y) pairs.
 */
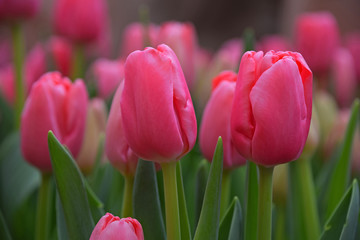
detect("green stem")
(275, 205), (286, 240)
(245, 161), (258, 240)
(71, 44), (84, 80)
(161, 161), (181, 240)
(35, 173), (52, 240)
(220, 169), (231, 218)
(257, 165), (274, 240)
(11, 22), (25, 129)
(122, 175), (134, 218)
(294, 158), (320, 239)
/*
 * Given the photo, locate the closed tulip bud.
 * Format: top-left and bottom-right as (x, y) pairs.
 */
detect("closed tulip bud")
(91, 58), (124, 99)
(231, 51), (313, 166)
(0, 0), (41, 20)
(121, 22), (159, 58)
(53, 0), (107, 44)
(77, 98), (107, 174)
(21, 72), (88, 172)
(105, 83), (138, 176)
(47, 36), (73, 77)
(295, 11), (339, 75)
(331, 48), (357, 108)
(200, 71), (246, 169)
(345, 32), (360, 80)
(157, 22), (198, 89)
(120, 44), (197, 162)
(256, 35), (292, 52)
(90, 213), (144, 240)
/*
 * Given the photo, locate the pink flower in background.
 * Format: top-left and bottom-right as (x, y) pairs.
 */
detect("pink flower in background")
(53, 0), (107, 44)
(120, 22), (159, 58)
(90, 213), (144, 240)
(295, 11), (339, 75)
(0, 65), (15, 103)
(0, 0), (41, 20)
(231, 51), (313, 166)
(0, 39), (11, 67)
(21, 72), (88, 172)
(91, 58), (124, 99)
(345, 32), (360, 80)
(213, 39), (243, 72)
(105, 83), (138, 176)
(157, 21), (198, 89)
(332, 48), (357, 108)
(48, 36), (73, 77)
(200, 71), (246, 169)
(256, 35), (291, 52)
(120, 44), (197, 162)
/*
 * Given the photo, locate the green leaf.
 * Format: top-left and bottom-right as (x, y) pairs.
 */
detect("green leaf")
(325, 99), (360, 218)
(133, 159), (166, 240)
(85, 181), (105, 223)
(320, 179), (359, 240)
(48, 131), (94, 240)
(194, 160), (209, 231)
(0, 94), (14, 142)
(194, 137), (223, 240)
(176, 161), (191, 240)
(219, 197), (243, 240)
(0, 208), (12, 240)
(244, 161), (258, 240)
(243, 28), (255, 52)
(56, 193), (69, 240)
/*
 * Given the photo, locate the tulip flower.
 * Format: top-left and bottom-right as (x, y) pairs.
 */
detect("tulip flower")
(120, 22), (159, 58)
(256, 35), (292, 52)
(0, 0), (41, 20)
(345, 32), (360, 80)
(157, 22), (198, 89)
(90, 213), (144, 240)
(21, 72), (88, 172)
(200, 70), (246, 169)
(331, 48), (357, 108)
(77, 98), (107, 174)
(48, 36), (73, 77)
(295, 11), (339, 75)
(231, 51), (312, 166)
(91, 58), (124, 99)
(0, 39), (11, 67)
(53, 0), (107, 44)
(121, 44), (197, 240)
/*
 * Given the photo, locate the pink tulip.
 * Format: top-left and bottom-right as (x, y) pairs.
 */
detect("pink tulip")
(345, 32), (360, 80)
(120, 44), (197, 162)
(200, 71), (246, 169)
(332, 48), (357, 108)
(256, 35), (292, 52)
(91, 58), (124, 99)
(21, 72), (88, 172)
(0, 39), (11, 67)
(0, 65), (15, 103)
(231, 51), (313, 166)
(106, 83), (138, 176)
(0, 0), (41, 20)
(53, 0), (107, 44)
(90, 213), (144, 240)
(48, 36), (73, 77)
(157, 21), (198, 89)
(295, 11), (339, 75)
(120, 22), (159, 58)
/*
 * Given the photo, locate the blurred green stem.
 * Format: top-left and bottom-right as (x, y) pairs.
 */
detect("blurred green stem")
(71, 44), (84, 80)
(220, 169), (231, 218)
(245, 161), (258, 240)
(122, 175), (134, 218)
(11, 22), (25, 129)
(161, 161), (181, 240)
(294, 158), (320, 239)
(275, 205), (286, 240)
(257, 165), (273, 240)
(35, 173), (52, 240)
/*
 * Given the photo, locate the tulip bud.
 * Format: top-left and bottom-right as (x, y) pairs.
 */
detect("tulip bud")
(256, 35), (292, 52)
(90, 213), (144, 240)
(331, 48), (357, 108)
(120, 22), (159, 58)
(53, 0), (107, 44)
(21, 72), (88, 172)
(91, 58), (124, 99)
(157, 22), (198, 89)
(120, 44), (197, 162)
(77, 98), (107, 174)
(105, 83), (138, 176)
(47, 36), (73, 77)
(231, 51), (313, 166)
(0, 0), (41, 20)
(200, 71), (246, 169)
(295, 11), (340, 75)
(345, 32), (360, 80)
